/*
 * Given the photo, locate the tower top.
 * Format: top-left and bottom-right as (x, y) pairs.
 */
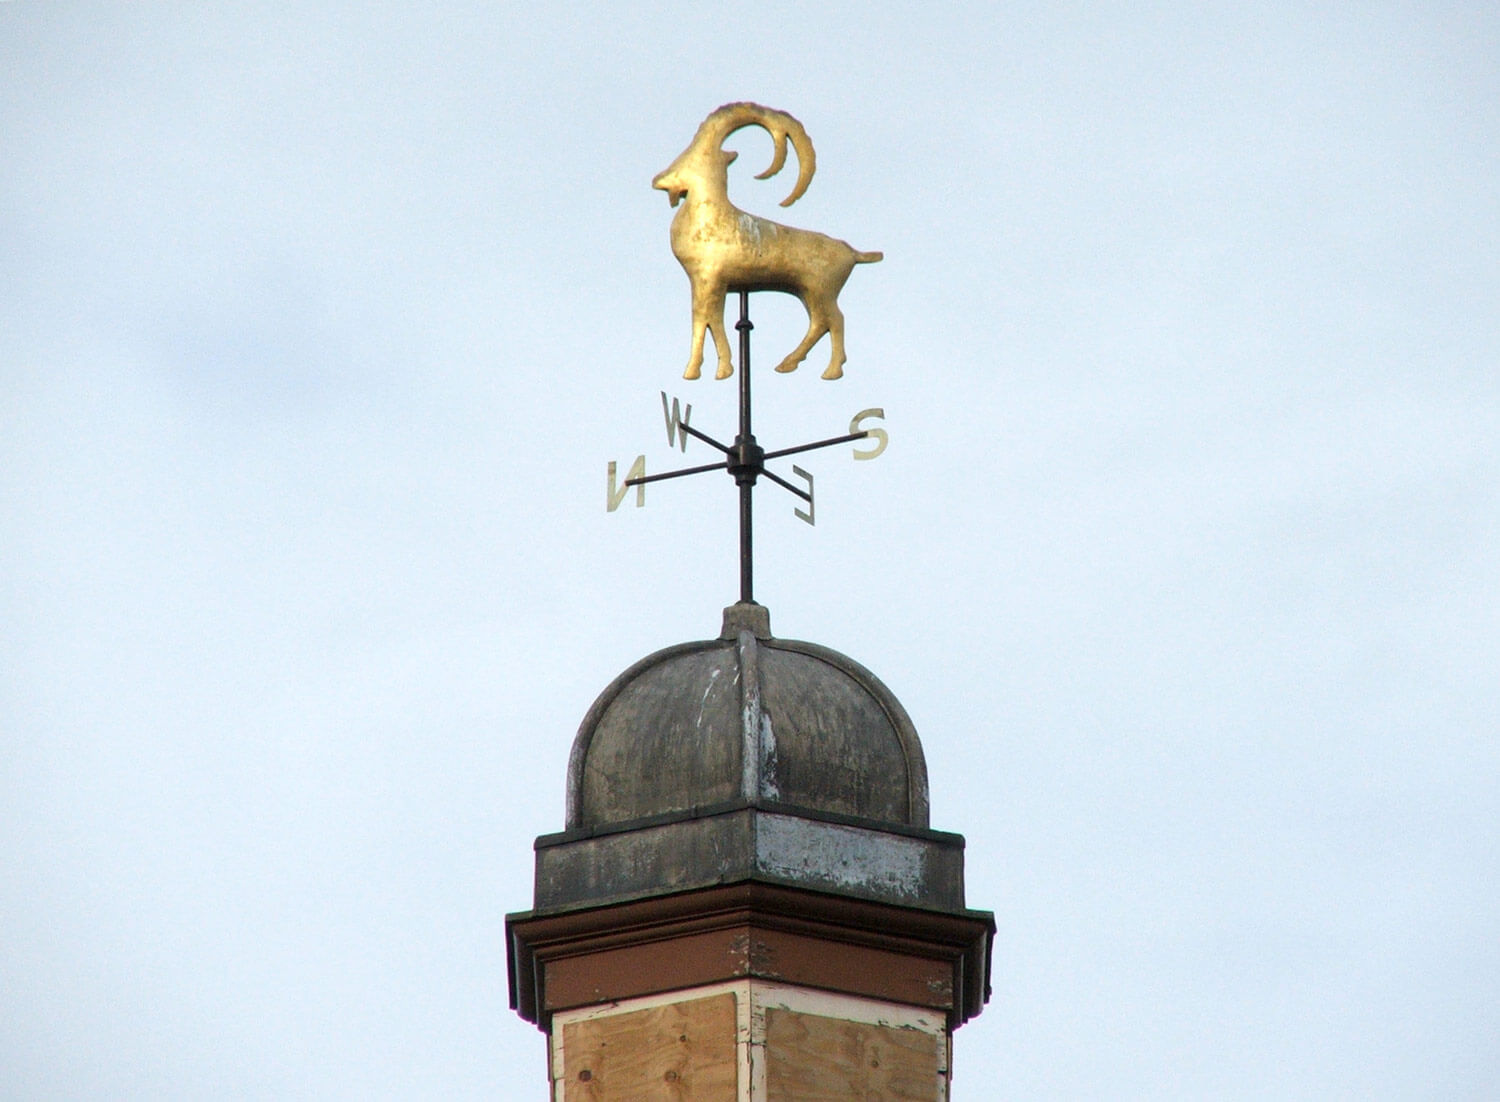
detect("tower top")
(566, 603), (930, 835)
(507, 107), (992, 1070)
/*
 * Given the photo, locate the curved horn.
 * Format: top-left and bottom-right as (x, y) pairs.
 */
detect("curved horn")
(695, 102), (816, 207)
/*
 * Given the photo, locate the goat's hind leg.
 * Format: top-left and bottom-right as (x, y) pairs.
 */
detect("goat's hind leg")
(775, 297), (831, 374)
(821, 302), (847, 380)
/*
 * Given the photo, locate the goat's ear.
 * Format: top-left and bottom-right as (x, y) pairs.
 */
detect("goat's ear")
(723, 150), (739, 166)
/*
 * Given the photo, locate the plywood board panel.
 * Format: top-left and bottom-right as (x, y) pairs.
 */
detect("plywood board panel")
(763, 1006), (943, 1101)
(560, 992), (738, 1101)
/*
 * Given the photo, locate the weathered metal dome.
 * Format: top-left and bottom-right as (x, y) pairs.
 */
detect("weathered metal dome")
(566, 603), (930, 832)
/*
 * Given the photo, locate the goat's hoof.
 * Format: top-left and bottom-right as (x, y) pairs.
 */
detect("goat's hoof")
(821, 364), (844, 380)
(715, 363), (734, 380)
(683, 364), (701, 380)
(774, 359), (800, 373)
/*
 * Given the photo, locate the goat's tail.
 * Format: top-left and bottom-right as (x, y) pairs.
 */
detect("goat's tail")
(854, 250), (884, 264)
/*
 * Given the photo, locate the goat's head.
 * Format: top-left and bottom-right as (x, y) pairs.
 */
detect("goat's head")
(652, 102), (816, 209)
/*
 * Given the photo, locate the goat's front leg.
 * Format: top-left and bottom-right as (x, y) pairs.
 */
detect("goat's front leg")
(705, 286), (734, 379)
(684, 280), (713, 380)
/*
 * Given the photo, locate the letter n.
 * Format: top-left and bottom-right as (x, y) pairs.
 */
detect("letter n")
(606, 456), (646, 511)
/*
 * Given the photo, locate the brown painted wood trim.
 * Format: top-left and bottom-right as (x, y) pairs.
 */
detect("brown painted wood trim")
(542, 922), (954, 1014)
(508, 881), (993, 1031)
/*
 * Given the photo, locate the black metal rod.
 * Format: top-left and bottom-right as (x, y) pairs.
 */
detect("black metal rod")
(736, 290), (753, 604)
(759, 465), (812, 502)
(738, 292), (752, 442)
(626, 459), (729, 486)
(679, 421), (732, 454)
(761, 430), (871, 462)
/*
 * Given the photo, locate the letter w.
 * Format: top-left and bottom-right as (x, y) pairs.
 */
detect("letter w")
(661, 391), (693, 452)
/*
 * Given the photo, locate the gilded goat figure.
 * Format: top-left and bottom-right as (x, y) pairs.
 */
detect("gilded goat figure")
(652, 103), (883, 381)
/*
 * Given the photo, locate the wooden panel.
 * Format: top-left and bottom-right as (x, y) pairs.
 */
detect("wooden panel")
(560, 992), (738, 1101)
(763, 1007), (943, 1101)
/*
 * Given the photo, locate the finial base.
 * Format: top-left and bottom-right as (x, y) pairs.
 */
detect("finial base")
(721, 601), (771, 640)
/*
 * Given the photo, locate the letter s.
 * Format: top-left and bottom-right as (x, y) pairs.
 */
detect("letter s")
(850, 408), (888, 461)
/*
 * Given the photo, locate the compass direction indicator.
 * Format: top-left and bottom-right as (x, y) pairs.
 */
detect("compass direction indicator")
(608, 292), (885, 604)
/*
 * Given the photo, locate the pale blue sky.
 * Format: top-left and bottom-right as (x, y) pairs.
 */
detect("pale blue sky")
(3, 2), (1498, 1097)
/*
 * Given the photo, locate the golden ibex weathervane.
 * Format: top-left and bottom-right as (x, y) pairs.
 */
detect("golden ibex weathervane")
(652, 102), (883, 381)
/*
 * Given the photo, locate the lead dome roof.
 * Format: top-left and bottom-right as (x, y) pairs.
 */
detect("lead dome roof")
(566, 604), (929, 832)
